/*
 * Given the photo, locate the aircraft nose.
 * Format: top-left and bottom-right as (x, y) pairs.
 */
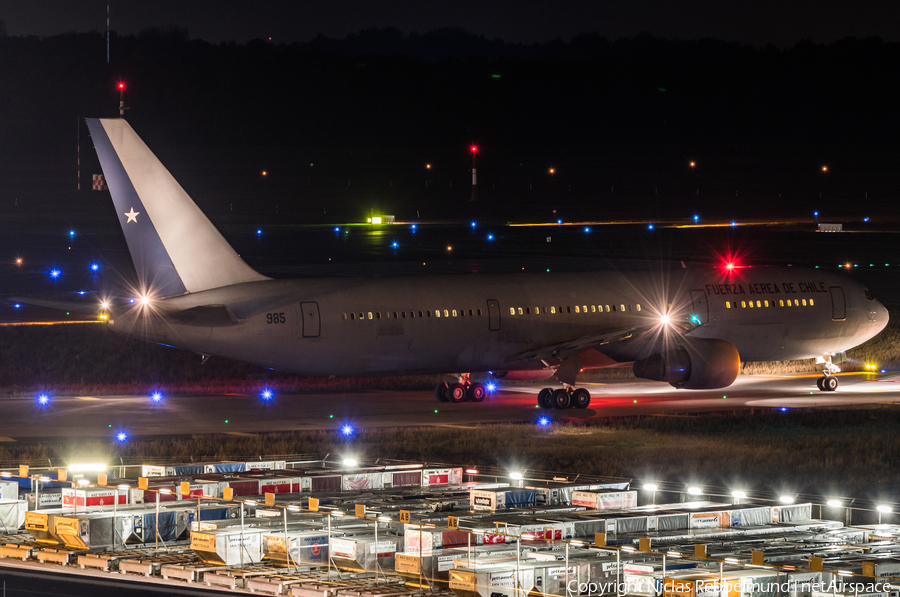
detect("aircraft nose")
(870, 300), (889, 334)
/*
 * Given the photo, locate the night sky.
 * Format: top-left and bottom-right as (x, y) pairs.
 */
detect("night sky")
(2, 0), (900, 47)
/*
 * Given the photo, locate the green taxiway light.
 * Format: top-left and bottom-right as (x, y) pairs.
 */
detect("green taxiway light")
(225, 420), (229, 423)
(329, 414), (334, 418)
(723, 396), (727, 399)
(534, 405), (539, 408)
(633, 400), (637, 404)
(434, 409), (438, 413)
(491, 74), (502, 78)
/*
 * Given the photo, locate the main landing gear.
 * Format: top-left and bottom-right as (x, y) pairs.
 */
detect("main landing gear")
(537, 386), (591, 409)
(435, 377), (487, 403)
(815, 355), (841, 392)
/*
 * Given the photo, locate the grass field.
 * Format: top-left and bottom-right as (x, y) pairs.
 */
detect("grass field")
(3, 406), (899, 498)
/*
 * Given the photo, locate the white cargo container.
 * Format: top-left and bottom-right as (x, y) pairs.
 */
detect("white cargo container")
(571, 490), (637, 510)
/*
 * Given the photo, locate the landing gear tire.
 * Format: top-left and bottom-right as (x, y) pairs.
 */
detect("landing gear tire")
(552, 389), (572, 409)
(537, 388), (554, 409)
(823, 376), (839, 391)
(448, 383), (468, 403)
(572, 388), (591, 409)
(468, 383), (486, 402)
(435, 383), (449, 402)
(816, 377), (825, 391)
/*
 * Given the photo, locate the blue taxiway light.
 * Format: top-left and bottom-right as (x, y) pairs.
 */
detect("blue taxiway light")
(49, 269), (61, 278)
(814, 211), (819, 217)
(69, 230), (75, 237)
(334, 227), (340, 232)
(487, 234), (494, 241)
(391, 241), (399, 249)
(340, 424), (354, 436)
(538, 416), (550, 427)
(13, 304), (21, 309)
(470, 221), (476, 228)
(557, 219), (562, 225)
(731, 221), (736, 227)
(37, 394), (49, 406)
(90, 263), (100, 272)
(584, 227), (590, 233)
(256, 229), (262, 235)
(694, 215), (699, 222)
(486, 382), (496, 392)
(864, 217), (870, 222)
(151, 392), (162, 403)
(780, 407), (788, 412)
(411, 224), (417, 230)
(648, 224), (654, 230)
(261, 389), (274, 401)
(116, 432), (128, 442)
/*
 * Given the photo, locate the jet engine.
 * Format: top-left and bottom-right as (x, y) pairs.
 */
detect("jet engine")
(632, 338), (740, 389)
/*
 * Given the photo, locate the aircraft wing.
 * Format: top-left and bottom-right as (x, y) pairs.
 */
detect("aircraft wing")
(509, 320), (698, 383)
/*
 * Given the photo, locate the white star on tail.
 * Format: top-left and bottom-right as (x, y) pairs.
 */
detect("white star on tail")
(124, 207), (140, 223)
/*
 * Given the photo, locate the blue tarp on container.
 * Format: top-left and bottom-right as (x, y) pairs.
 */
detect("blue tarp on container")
(143, 511), (178, 542)
(201, 507), (229, 521)
(170, 465), (206, 475)
(6, 473), (70, 490)
(211, 463), (245, 473)
(504, 490), (537, 508)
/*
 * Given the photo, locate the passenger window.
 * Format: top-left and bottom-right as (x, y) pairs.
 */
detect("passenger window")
(756, 301), (761, 308)
(443, 309), (449, 317)
(636, 304), (641, 312)
(794, 299), (799, 306)
(526, 307), (531, 315)
(359, 312), (364, 319)
(451, 310), (456, 317)
(612, 305), (617, 312)
(605, 305), (610, 312)
(535, 307), (540, 314)
(469, 309), (474, 315)
(725, 301), (731, 308)
(401, 312), (406, 318)
(550, 306), (556, 314)
(779, 300), (784, 307)
(385, 312), (390, 318)
(377, 312), (382, 319)
(367, 312), (373, 319)
(394, 312), (399, 318)
(343, 313), (348, 320)
(418, 311), (423, 317)
(810, 299), (815, 306)
(575, 306), (580, 313)
(436, 310), (441, 318)
(620, 304), (625, 312)
(591, 305), (596, 313)
(764, 300), (769, 307)
(749, 301), (754, 308)
(566, 306), (571, 313)
(802, 299), (807, 306)
(427, 310), (432, 317)
(477, 309), (482, 316)
(582, 305), (588, 313)
(510, 307), (515, 315)
(741, 301), (746, 308)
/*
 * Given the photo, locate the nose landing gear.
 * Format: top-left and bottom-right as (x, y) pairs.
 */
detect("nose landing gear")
(815, 355), (841, 392)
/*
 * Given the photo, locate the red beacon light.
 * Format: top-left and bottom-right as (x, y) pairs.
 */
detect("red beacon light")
(470, 145), (478, 154)
(117, 82), (126, 90)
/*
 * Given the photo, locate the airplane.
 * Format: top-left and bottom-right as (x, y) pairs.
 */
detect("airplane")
(65, 118), (889, 409)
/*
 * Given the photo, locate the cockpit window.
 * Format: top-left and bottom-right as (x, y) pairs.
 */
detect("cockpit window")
(865, 288), (875, 301)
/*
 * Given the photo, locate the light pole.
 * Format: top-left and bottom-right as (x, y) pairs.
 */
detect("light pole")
(469, 145), (478, 202)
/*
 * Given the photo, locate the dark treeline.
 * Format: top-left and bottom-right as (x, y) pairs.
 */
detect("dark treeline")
(2, 28), (899, 148)
(2, 28), (900, 219)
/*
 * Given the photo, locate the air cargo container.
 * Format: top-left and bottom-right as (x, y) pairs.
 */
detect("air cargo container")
(262, 531), (330, 565)
(191, 527), (266, 566)
(0, 500), (26, 531)
(424, 468), (463, 486)
(342, 472), (385, 491)
(61, 487), (127, 511)
(571, 490), (637, 510)
(330, 533), (400, 572)
(470, 489), (537, 511)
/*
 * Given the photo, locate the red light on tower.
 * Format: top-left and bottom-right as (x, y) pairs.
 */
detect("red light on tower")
(117, 82), (125, 90)
(470, 145), (478, 154)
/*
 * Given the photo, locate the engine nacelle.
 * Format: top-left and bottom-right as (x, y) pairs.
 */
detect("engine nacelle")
(632, 338), (740, 389)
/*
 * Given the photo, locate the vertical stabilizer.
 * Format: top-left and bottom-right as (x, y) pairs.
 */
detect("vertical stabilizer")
(86, 118), (268, 296)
